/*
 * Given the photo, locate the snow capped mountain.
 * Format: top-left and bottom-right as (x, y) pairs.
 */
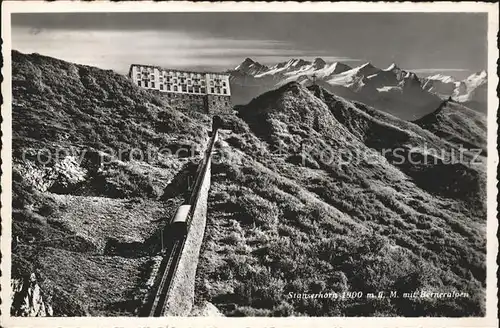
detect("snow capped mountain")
(352, 62), (381, 76)
(399, 72), (422, 90)
(455, 71), (487, 112)
(421, 70), (488, 112)
(234, 58), (269, 76)
(234, 57), (352, 81)
(423, 70), (486, 98)
(254, 58), (319, 78)
(325, 62), (352, 75)
(234, 57), (353, 90)
(313, 57), (327, 69)
(364, 63), (407, 89)
(384, 63), (405, 80)
(422, 74), (458, 96)
(327, 62), (380, 87)
(384, 62), (399, 72)
(426, 74), (457, 84)
(465, 70), (487, 89)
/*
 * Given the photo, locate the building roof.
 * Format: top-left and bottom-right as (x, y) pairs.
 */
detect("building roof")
(128, 64), (230, 77)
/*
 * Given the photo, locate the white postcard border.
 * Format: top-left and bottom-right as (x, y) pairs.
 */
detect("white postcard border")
(1, 2), (498, 327)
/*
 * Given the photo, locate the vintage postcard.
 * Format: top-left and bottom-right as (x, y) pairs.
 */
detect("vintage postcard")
(1, 1), (498, 328)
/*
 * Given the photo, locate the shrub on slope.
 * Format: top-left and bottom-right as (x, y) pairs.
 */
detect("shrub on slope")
(309, 85), (486, 212)
(12, 50), (209, 199)
(196, 82), (486, 317)
(414, 100), (487, 155)
(11, 51), (208, 315)
(12, 50), (205, 155)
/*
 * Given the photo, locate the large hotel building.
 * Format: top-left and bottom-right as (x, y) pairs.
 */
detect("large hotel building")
(128, 64), (232, 114)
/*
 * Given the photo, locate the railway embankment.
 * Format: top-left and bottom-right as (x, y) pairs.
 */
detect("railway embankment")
(162, 132), (218, 316)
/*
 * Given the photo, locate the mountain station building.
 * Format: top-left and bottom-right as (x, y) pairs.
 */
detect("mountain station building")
(128, 64), (232, 114)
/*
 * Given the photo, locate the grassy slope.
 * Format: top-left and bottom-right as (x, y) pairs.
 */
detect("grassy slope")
(12, 50), (206, 157)
(314, 86), (487, 210)
(11, 50), (208, 316)
(413, 100), (487, 155)
(196, 82), (486, 317)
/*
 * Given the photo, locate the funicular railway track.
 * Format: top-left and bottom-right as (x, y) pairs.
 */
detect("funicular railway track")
(143, 117), (221, 317)
(148, 240), (184, 316)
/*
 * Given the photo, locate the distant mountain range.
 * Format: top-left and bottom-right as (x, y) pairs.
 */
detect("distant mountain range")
(421, 70), (487, 113)
(229, 58), (488, 120)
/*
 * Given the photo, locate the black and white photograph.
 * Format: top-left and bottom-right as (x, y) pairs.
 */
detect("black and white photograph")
(0, 2), (498, 326)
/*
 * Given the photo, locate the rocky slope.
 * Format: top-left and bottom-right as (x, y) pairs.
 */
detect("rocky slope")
(11, 274), (54, 316)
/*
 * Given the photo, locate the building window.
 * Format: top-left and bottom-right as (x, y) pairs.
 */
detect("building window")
(223, 82), (227, 87)
(145, 81), (149, 88)
(201, 87), (206, 93)
(167, 84), (171, 91)
(151, 82), (155, 88)
(211, 88), (215, 93)
(173, 79), (177, 84)
(137, 81), (141, 87)
(223, 89), (227, 94)
(174, 85), (178, 92)
(225, 102), (228, 106)
(182, 85), (187, 92)
(160, 84), (163, 90)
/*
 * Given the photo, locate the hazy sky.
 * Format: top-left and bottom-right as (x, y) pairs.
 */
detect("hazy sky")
(12, 12), (487, 79)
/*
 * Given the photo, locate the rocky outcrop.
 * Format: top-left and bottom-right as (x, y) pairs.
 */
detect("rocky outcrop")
(15, 156), (87, 193)
(11, 273), (54, 317)
(190, 301), (224, 317)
